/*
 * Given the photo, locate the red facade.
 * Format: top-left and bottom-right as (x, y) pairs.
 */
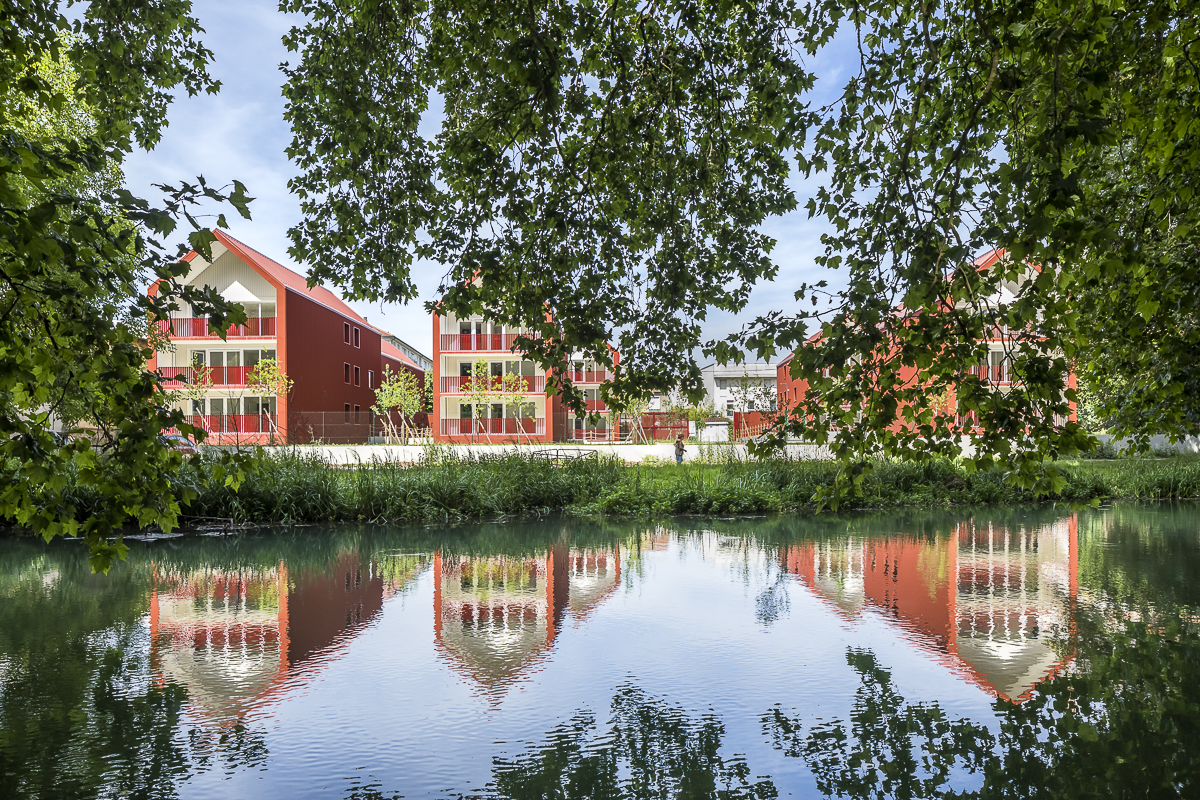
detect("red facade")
(150, 231), (425, 444)
(430, 309), (619, 443)
(775, 250), (1077, 437)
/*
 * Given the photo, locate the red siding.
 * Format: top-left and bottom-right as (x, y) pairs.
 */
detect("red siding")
(284, 289), (381, 442)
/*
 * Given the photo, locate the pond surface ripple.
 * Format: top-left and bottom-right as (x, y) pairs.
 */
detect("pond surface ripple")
(2, 504), (1199, 798)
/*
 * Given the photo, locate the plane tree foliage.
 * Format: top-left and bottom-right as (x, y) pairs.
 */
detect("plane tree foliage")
(280, 0), (826, 408)
(282, 0), (1199, 500)
(1, 0), (253, 569)
(726, 0), (1200, 496)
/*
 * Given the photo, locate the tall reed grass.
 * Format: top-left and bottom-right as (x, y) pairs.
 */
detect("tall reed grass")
(180, 450), (624, 524)
(28, 449), (1200, 531)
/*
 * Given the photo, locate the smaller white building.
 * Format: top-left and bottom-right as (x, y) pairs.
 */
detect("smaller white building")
(701, 362), (778, 416)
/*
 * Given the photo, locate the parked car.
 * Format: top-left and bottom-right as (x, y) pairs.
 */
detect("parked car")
(159, 434), (199, 456)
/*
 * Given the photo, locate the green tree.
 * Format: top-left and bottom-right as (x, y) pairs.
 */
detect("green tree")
(280, 0), (1200, 506)
(1, 0), (254, 569)
(372, 365), (424, 444)
(461, 357), (496, 442)
(498, 367), (533, 443)
(280, 0), (816, 411)
(245, 358), (292, 442)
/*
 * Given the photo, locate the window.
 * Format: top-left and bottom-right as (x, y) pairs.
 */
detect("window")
(191, 351), (205, 368)
(460, 403), (473, 419)
(210, 398), (224, 416)
(460, 362), (473, 377)
(247, 396), (278, 415)
(344, 322), (351, 344)
(192, 398), (204, 415)
(353, 327), (361, 348)
(368, 370), (374, 388)
(344, 363), (351, 384)
(490, 362), (503, 377)
(344, 403), (351, 423)
(354, 366), (361, 386)
(726, 401), (735, 416)
(354, 404), (361, 423)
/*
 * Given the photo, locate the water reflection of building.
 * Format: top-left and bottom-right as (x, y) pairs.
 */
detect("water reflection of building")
(780, 516), (1078, 702)
(433, 544), (621, 693)
(149, 553), (428, 721)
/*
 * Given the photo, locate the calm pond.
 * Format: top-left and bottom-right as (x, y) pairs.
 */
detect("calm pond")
(1, 504), (1198, 799)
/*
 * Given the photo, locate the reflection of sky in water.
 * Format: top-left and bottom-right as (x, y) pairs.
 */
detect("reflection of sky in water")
(6, 506), (1197, 799)
(139, 517), (1078, 798)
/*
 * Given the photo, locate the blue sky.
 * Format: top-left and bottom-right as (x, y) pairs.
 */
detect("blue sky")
(124, 0), (851, 361)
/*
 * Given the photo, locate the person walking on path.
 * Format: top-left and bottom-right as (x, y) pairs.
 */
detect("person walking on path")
(674, 434), (686, 464)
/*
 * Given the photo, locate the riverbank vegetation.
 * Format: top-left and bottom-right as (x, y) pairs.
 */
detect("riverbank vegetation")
(15, 449), (1200, 531)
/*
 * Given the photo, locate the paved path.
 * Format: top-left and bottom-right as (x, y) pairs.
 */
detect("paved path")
(210, 442), (835, 465)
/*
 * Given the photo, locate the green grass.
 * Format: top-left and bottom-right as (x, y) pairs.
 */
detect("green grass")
(29, 449), (1200, 531)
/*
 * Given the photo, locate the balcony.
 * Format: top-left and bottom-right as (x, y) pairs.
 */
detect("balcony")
(585, 400), (608, 412)
(439, 375), (546, 394)
(179, 414), (278, 434)
(439, 333), (528, 353)
(567, 369), (608, 384)
(440, 418), (545, 437)
(160, 366), (252, 386)
(968, 364), (1012, 384)
(157, 317), (276, 338)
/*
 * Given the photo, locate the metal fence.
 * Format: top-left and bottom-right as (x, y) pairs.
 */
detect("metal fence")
(559, 411), (688, 443)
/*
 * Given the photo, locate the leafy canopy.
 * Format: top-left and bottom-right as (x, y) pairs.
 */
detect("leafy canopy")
(282, 0), (1199, 498)
(1, 0), (253, 569)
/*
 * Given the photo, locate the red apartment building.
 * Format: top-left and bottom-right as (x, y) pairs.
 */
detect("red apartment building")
(776, 249), (1076, 434)
(150, 231), (425, 444)
(431, 307), (616, 443)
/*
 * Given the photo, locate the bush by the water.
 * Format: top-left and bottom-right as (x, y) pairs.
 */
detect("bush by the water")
(28, 448), (1200, 530)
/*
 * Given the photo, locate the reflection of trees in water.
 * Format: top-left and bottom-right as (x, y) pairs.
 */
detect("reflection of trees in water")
(1075, 504), (1200, 623)
(765, 625), (1200, 799)
(474, 685), (778, 800)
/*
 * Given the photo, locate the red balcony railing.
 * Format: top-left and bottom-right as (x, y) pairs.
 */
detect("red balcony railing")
(438, 333), (527, 352)
(157, 317), (276, 338)
(440, 418), (545, 436)
(567, 370), (608, 384)
(160, 366), (252, 386)
(585, 400), (608, 412)
(439, 375), (546, 394)
(968, 364), (1012, 384)
(178, 414), (278, 434)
